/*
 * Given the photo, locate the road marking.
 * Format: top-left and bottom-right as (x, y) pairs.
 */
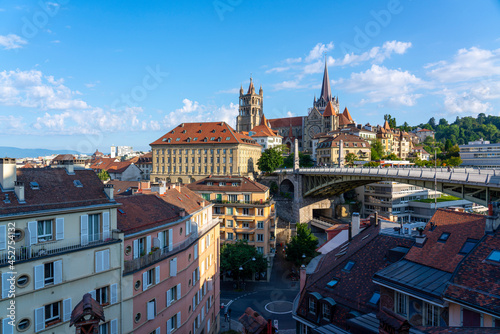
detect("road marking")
(264, 301), (293, 314)
(225, 299), (234, 308)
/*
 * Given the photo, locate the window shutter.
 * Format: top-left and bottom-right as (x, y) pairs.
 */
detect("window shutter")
(54, 260), (62, 285)
(0, 225), (6, 250)
(147, 300), (155, 320)
(167, 318), (172, 334)
(90, 290), (96, 299)
(80, 215), (89, 245)
(133, 239), (139, 259)
(63, 298), (72, 322)
(192, 295), (196, 310)
(167, 289), (172, 307)
(110, 283), (118, 304)
(155, 265), (160, 284)
(194, 243), (198, 259)
(155, 328), (160, 334)
(28, 221), (37, 245)
(147, 235), (151, 253)
(201, 306), (205, 320)
(55, 218), (64, 240)
(143, 271), (148, 291)
(2, 273), (12, 299)
(34, 264), (44, 290)
(2, 317), (13, 334)
(158, 231), (164, 251)
(177, 283), (181, 300)
(207, 318), (210, 332)
(110, 319), (118, 334)
(102, 212), (110, 240)
(103, 249), (110, 271)
(207, 234), (210, 247)
(170, 258), (177, 277)
(95, 251), (102, 272)
(201, 260), (205, 276)
(201, 238), (205, 252)
(35, 307), (44, 332)
(168, 229), (173, 251)
(176, 311), (181, 329)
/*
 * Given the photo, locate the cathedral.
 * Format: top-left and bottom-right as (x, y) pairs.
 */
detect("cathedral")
(235, 60), (354, 153)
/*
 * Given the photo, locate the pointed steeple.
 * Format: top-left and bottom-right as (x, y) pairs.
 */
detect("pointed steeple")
(383, 120), (391, 130)
(343, 107), (353, 121)
(323, 101), (335, 117)
(259, 85), (263, 96)
(240, 84), (244, 95)
(320, 58), (332, 103)
(247, 77), (255, 94)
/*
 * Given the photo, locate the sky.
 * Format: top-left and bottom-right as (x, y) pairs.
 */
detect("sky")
(1, 0), (500, 153)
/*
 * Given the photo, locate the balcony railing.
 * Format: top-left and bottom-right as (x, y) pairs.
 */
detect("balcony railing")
(211, 197), (274, 206)
(123, 218), (219, 274)
(0, 232), (118, 266)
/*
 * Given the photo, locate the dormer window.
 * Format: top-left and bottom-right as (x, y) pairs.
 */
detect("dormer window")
(309, 298), (316, 314)
(73, 180), (83, 188)
(167, 138), (171, 143)
(162, 138), (167, 142)
(176, 138), (180, 141)
(459, 239), (478, 255)
(438, 232), (450, 242)
(210, 137), (215, 141)
(30, 181), (40, 190)
(211, 129), (215, 133)
(322, 304), (331, 319)
(226, 137), (231, 140)
(207, 182), (213, 186)
(193, 137), (198, 141)
(219, 182), (226, 186)
(182, 130), (186, 133)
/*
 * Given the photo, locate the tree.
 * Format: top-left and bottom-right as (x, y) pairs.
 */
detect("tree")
(445, 156), (462, 167)
(283, 152), (314, 168)
(286, 223), (319, 267)
(220, 240), (267, 283)
(345, 152), (358, 167)
(257, 146), (284, 173)
(98, 169), (110, 181)
(384, 114), (396, 128)
(444, 139), (453, 152)
(383, 153), (400, 160)
(428, 117), (436, 129)
(363, 161), (380, 167)
(370, 140), (384, 160)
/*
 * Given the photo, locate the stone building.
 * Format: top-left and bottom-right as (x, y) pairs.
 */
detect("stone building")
(316, 133), (371, 166)
(150, 122), (262, 184)
(236, 78), (264, 133)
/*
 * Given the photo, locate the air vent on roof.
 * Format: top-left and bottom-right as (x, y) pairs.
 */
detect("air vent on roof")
(182, 130), (186, 133)
(30, 181), (40, 190)
(73, 180), (83, 188)
(226, 137), (230, 140)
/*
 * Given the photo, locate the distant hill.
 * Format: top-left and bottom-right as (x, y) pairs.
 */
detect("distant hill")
(0, 147), (83, 159)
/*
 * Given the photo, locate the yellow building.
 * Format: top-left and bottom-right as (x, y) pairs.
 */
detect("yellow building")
(316, 133), (371, 165)
(0, 158), (122, 333)
(187, 176), (276, 278)
(150, 122), (262, 184)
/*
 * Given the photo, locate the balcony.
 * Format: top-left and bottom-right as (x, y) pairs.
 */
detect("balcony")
(212, 197), (274, 207)
(0, 232), (119, 267)
(123, 218), (219, 274)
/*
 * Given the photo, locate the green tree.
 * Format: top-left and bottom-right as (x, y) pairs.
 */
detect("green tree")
(257, 146), (284, 173)
(428, 117), (436, 129)
(283, 152), (314, 168)
(445, 156), (463, 167)
(383, 153), (400, 160)
(220, 240), (267, 283)
(444, 139), (453, 152)
(370, 140), (384, 160)
(345, 152), (358, 167)
(286, 223), (319, 267)
(98, 169), (110, 181)
(384, 114), (397, 128)
(363, 161), (380, 167)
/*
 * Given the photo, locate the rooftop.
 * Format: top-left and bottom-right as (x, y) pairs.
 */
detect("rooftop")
(187, 176), (268, 193)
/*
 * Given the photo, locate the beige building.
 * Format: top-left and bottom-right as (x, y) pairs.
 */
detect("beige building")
(316, 133), (371, 165)
(249, 115), (282, 152)
(0, 158), (122, 333)
(187, 176), (276, 279)
(150, 122), (262, 184)
(377, 120), (415, 159)
(236, 78), (264, 133)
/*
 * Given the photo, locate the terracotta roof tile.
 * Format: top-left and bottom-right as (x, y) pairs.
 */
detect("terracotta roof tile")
(187, 176), (269, 193)
(323, 101), (335, 117)
(268, 116), (303, 128)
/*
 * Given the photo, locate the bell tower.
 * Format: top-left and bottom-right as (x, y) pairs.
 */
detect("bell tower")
(236, 77), (264, 133)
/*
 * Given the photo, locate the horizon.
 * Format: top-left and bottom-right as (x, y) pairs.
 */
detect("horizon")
(1, 0), (500, 152)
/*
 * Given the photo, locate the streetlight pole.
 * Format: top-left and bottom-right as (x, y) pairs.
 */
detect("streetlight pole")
(239, 257), (256, 290)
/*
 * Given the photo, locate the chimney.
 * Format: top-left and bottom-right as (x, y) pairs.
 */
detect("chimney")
(370, 212), (379, 227)
(179, 208), (186, 217)
(14, 181), (25, 203)
(104, 184), (114, 200)
(299, 264), (307, 293)
(0, 158), (16, 190)
(486, 203), (500, 233)
(351, 213), (360, 237)
(63, 160), (74, 175)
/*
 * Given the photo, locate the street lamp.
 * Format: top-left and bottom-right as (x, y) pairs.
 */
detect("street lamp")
(238, 257), (256, 290)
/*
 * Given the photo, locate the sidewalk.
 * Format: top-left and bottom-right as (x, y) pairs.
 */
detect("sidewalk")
(219, 317), (243, 333)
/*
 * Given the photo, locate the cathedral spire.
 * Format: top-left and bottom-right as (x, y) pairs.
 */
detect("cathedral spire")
(319, 58), (332, 103)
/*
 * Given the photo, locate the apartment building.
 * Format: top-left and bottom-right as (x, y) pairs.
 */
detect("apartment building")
(187, 176), (276, 277)
(316, 133), (371, 166)
(150, 122), (262, 184)
(377, 121), (414, 159)
(116, 184), (220, 334)
(0, 158), (122, 333)
(249, 115), (282, 152)
(459, 138), (500, 168)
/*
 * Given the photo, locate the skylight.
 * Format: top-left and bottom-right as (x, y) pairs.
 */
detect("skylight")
(226, 137), (231, 140)
(326, 279), (339, 288)
(368, 292), (380, 305)
(118, 209), (125, 215)
(438, 232), (450, 242)
(486, 250), (500, 262)
(73, 180), (83, 188)
(30, 181), (40, 190)
(459, 239), (478, 255)
(343, 261), (355, 272)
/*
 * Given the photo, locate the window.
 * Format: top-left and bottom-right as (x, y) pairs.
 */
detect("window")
(226, 220), (233, 227)
(257, 247), (264, 254)
(228, 194), (238, 202)
(145, 268), (154, 288)
(322, 304), (331, 319)
(99, 322), (109, 334)
(147, 299), (156, 320)
(257, 234), (264, 242)
(242, 208), (250, 216)
(309, 298), (316, 314)
(202, 193), (210, 201)
(44, 262), (55, 285)
(368, 291), (380, 305)
(423, 302), (440, 326)
(257, 208), (264, 216)
(37, 220), (53, 242)
(88, 214), (100, 242)
(244, 194), (250, 202)
(227, 233), (233, 240)
(395, 291), (408, 317)
(242, 222), (249, 228)
(459, 239), (478, 255)
(169, 312), (180, 331)
(343, 261), (355, 272)
(17, 318), (30, 331)
(487, 250), (500, 262)
(438, 232), (450, 242)
(326, 279), (338, 288)
(45, 301), (60, 325)
(462, 307), (482, 327)
(242, 234), (249, 241)
(96, 286), (109, 305)
(257, 221), (264, 229)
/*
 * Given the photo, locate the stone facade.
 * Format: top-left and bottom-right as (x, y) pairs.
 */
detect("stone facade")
(236, 78), (263, 133)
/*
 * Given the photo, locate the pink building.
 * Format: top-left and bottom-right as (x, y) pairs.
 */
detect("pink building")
(116, 184), (220, 333)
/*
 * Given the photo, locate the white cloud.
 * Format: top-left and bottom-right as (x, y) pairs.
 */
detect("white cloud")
(273, 80), (305, 91)
(176, 98), (200, 113)
(0, 69), (88, 110)
(443, 89), (492, 114)
(216, 87), (240, 94)
(305, 42), (334, 62)
(51, 40), (60, 44)
(0, 34), (27, 50)
(265, 67), (290, 74)
(339, 64), (424, 106)
(286, 111), (295, 117)
(0, 115), (24, 131)
(336, 41), (412, 66)
(285, 57), (302, 64)
(427, 47), (500, 82)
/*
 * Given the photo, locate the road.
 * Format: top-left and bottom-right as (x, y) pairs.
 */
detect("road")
(220, 244), (300, 331)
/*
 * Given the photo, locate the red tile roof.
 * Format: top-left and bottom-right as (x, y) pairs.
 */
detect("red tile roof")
(342, 107), (353, 121)
(187, 176), (269, 193)
(404, 209), (486, 273)
(323, 101), (335, 117)
(107, 180), (140, 196)
(268, 116), (303, 128)
(90, 158), (135, 174)
(250, 115), (281, 138)
(150, 122), (260, 147)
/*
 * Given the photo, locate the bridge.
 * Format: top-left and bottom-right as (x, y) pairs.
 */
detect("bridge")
(276, 166), (500, 223)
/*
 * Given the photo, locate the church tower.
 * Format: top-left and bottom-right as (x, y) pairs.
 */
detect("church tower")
(236, 78), (264, 133)
(313, 59), (339, 114)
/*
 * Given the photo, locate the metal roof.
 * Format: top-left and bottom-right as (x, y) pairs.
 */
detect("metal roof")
(373, 259), (452, 305)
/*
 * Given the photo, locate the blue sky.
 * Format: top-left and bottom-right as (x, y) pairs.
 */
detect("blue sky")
(1, 0), (500, 152)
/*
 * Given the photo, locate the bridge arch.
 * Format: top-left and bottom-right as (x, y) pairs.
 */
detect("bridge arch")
(279, 179), (295, 198)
